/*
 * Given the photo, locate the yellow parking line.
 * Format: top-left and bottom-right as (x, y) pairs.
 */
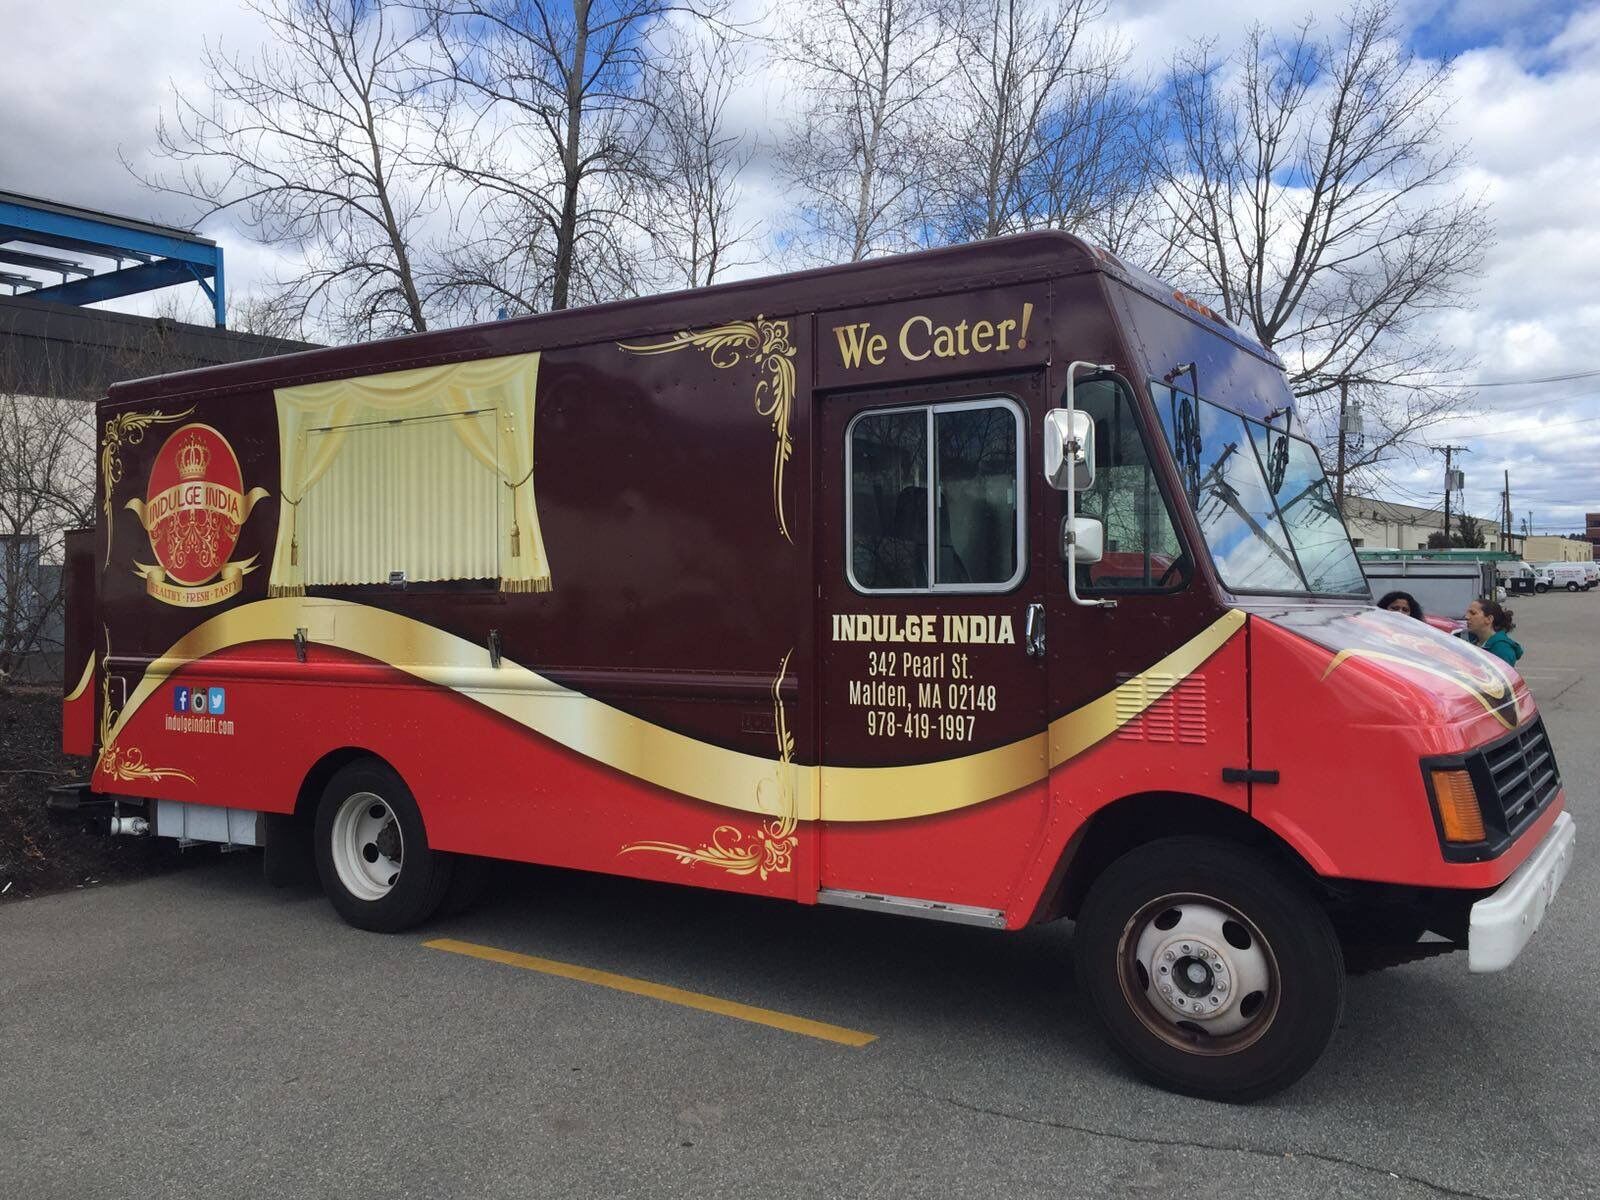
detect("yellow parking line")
(423, 937), (878, 1048)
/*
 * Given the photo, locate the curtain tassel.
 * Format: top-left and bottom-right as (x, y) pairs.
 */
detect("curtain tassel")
(510, 521), (521, 558)
(290, 536), (298, 566)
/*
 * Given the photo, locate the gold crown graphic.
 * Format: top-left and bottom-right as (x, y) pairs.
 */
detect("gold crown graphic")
(176, 435), (210, 481)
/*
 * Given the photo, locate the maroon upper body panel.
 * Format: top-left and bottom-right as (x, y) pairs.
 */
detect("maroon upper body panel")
(108, 234), (1103, 407)
(93, 233), (1290, 768)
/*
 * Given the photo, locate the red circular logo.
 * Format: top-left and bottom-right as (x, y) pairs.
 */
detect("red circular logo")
(143, 424), (246, 587)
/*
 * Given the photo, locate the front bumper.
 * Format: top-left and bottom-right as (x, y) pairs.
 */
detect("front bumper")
(1468, 810), (1576, 972)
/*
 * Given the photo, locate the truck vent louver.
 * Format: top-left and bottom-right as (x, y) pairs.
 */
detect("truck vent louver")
(1115, 673), (1208, 744)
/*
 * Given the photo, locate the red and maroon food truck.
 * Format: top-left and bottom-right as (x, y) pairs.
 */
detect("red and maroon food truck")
(51, 232), (1575, 1100)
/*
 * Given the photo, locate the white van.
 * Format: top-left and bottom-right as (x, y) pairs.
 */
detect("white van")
(1534, 562), (1593, 592)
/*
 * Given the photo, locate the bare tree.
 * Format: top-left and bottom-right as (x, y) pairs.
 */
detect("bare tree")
(1152, 1), (1491, 476)
(925, 0), (1141, 243)
(646, 35), (759, 288)
(776, 0), (952, 263)
(0, 348), (95, 681)
(138, 0), (438, 340)
(421, 0), (727, 313)
(230, 290), (311, 342)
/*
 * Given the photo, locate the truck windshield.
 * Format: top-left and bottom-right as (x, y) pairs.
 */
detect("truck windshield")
(1152, 384), (1367, 596)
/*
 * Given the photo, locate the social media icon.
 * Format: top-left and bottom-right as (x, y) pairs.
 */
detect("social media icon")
(190, 688), (208, 715)
(174, 686), (190, 713)
(207, 688), (226, 715)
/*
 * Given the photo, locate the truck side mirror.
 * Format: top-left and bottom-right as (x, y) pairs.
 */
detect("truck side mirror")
(1044, 409), (1095, 491)
(1064, 516), (1104, 565)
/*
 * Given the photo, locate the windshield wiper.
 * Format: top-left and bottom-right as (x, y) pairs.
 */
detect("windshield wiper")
(1198, 444), (1304, 580)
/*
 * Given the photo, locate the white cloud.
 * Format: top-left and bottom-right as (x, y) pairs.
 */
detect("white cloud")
(1407, 6), (1600, 530)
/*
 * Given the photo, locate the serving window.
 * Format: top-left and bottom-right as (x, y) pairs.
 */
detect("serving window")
(846, 397), (1024, 593)
(299, 412), (500, 588)
(268, 352), (551, 597)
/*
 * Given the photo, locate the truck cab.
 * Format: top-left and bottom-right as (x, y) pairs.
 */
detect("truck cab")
(1028, 250), (1574, 1100)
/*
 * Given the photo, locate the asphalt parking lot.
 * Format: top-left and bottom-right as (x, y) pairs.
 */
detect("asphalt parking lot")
(5, 591), (1598, 1200)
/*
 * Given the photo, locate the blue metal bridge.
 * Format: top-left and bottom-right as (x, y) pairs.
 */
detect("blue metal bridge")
(0, 190), (225, 327)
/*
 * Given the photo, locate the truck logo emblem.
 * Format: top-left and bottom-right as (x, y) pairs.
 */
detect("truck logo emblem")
(125, 423), (271, 607)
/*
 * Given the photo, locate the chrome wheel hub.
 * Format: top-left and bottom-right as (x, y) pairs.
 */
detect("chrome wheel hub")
(1124, 895), (1277, 1047)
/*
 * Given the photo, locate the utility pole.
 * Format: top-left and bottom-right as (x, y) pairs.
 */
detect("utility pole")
(1333, 377), (1364, 513)
(1431, 445), (1470, 546)
(1502, 470), (1512, 552)
(1336, 379), (1348, 511)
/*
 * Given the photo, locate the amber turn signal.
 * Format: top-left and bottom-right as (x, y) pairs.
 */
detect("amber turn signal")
(1432, 769), (1486, 843)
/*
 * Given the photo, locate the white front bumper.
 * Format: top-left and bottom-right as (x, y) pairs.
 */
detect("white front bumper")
(1468, 810), (1576, 973)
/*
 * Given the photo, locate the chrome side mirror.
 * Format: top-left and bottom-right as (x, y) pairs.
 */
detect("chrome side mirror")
(1063, 516), (1104, 565)
(1044, 409), (1095, 491)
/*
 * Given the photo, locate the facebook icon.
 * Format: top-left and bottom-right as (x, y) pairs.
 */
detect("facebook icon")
(174, 686), (190, 713)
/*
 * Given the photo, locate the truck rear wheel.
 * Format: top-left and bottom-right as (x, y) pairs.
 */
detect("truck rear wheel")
(1074, 836), (1344, 1102)
(314, 759), (452, 933)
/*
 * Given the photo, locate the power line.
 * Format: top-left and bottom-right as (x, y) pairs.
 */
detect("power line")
(1450, 411), (1600, 440)
(1430, 367), (1600, 388)
(1472, 385), (1600, 416)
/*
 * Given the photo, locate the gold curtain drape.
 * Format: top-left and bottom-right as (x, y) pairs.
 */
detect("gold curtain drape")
(268, 353), (550, 596)
(301, 415), (502, 586)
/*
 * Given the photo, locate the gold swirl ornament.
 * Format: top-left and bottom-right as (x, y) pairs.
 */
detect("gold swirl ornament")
(619, 318), (797, 543)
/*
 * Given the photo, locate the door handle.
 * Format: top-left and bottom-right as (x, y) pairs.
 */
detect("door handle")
(1024, 602), (1046, 658)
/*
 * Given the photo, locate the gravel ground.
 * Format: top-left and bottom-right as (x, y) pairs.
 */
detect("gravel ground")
(0, 687), (189, 900)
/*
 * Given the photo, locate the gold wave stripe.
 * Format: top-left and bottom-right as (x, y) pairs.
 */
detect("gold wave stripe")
(620, 650), (800, 876)
(107, 600), (1245, 824)
(97, 627), (194, 786)
(64, 653), (96, 704)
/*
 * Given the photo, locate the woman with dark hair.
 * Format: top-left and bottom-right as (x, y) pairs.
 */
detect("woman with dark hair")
(1465, 597), (1523, 665)
(1377, 590), (1426, 621)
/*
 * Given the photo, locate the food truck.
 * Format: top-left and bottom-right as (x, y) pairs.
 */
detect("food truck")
(50, 232), (1575, 1101)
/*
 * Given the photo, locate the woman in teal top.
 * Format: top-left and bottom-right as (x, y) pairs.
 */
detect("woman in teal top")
(1465, 598), (1524, 666)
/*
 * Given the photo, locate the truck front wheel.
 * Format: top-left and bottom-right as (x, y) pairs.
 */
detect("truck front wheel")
(1074, 836), (1344, 1102)
(314, 759), (452, 933)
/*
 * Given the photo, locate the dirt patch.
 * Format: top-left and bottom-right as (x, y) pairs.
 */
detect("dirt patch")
(0, 687), (192, 900)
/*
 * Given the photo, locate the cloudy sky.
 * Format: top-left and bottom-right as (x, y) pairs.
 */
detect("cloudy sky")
(4, 0), (1599, 532)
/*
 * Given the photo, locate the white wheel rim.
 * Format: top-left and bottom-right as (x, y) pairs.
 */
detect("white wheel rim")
(331, 791), (403, 902)
(1117, 892), (1280, 1055)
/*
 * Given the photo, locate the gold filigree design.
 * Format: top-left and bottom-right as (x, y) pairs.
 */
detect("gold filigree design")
(619, 319), (797, 543)
(620, 650), (798, 879)
(101, 407), (195, 563)
(95, 626), (194, 785)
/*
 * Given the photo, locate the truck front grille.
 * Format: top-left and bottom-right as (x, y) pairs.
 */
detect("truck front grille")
(1470, 717), (1561, 837)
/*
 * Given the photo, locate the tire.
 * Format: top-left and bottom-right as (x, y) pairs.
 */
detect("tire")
(1074, 836), (1345, 1103)
(1536, 583), (1549, 593)
(1567, 581), (1580, 592)
(313, 758), (453, 933)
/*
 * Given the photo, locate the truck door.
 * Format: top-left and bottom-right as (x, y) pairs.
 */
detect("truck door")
(1046, 375), (1250, 813)
(815, 373), (1051, 917)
